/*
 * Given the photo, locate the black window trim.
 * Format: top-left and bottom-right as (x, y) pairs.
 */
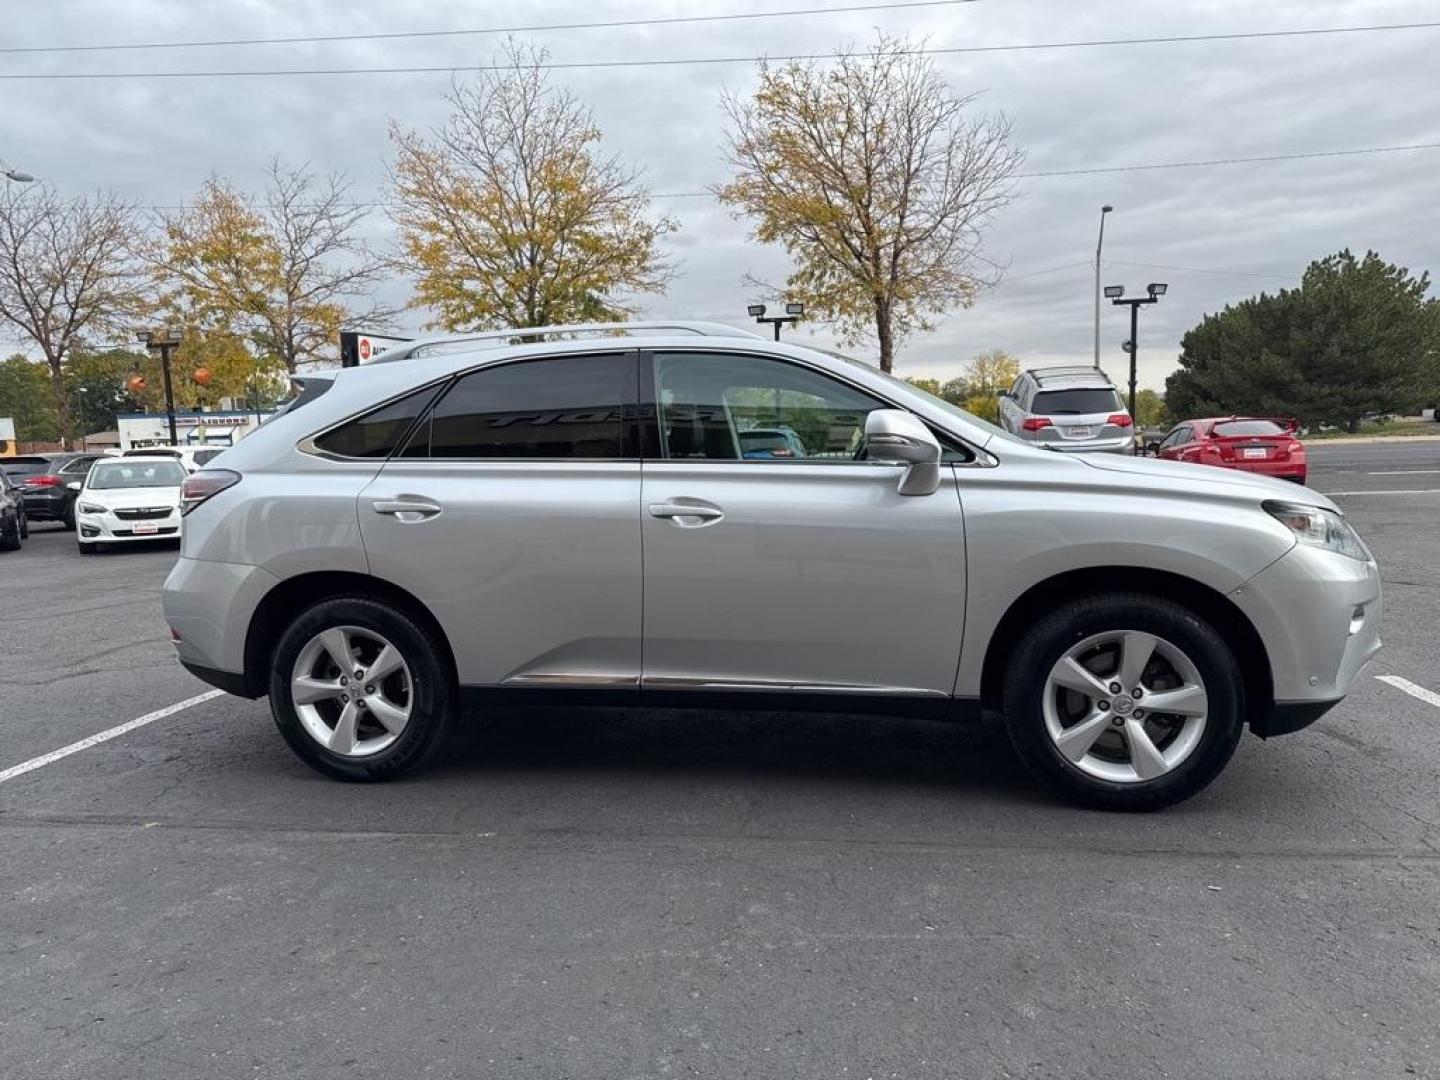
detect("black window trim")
(636, 346), (984, 467)
(301, 349), (640, 464)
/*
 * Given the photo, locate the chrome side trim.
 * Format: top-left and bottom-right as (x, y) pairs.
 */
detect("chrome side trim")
(500, 673), (641, 688)
(641, 676), (949, 698)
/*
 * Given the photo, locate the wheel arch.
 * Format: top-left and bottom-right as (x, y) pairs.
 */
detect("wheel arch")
(242, 571), (457, 698)
(978, 566), (1274, 729)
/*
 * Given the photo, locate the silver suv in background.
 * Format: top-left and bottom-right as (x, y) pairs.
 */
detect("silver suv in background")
(162, 321), (1381, 811)
(999, 366), (1135, 453)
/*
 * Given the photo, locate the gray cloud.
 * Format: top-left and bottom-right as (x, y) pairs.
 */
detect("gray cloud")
(5, 0), (1438, 393)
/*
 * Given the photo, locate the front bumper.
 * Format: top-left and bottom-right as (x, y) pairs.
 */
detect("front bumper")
(1229, 542), (1382, 730)
(77, 507), (181, 542)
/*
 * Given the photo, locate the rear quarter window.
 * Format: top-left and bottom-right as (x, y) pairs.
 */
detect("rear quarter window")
(313, 385), (443, 459)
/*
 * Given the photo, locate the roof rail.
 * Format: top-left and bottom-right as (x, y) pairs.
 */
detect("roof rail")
(1029, 364), (1114, 385)
(375, 320), (760, 363)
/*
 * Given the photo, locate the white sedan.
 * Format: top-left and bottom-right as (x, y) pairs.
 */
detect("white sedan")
(72, 457), (187, 553)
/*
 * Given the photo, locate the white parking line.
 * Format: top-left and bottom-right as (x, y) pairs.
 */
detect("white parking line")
(0, 690), (224, 785)
(1375, 675), (1440, 709)
(1328, 489), (1440, 496)
(1368, 469), (1440, 476)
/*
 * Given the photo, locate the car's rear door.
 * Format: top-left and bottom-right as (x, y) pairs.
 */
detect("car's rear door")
(357, 350), (643, 691)
(637, 348), (966, 706)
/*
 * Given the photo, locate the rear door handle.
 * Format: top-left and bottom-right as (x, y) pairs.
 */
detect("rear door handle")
(648, 502), (724, 524)
(371, 498), (443, 522)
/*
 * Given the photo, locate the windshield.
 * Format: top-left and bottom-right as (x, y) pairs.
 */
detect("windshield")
(1032, 388), (1122, 415)
(1214, 419), (1287, 437)
(87, 460), (187, 489)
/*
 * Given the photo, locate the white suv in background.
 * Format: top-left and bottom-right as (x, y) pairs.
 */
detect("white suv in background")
(999, 366), (1135, 453)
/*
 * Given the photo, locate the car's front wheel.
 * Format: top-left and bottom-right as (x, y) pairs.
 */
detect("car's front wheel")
(268, 596), (455, 782)
(1004, 593), (1245, 811)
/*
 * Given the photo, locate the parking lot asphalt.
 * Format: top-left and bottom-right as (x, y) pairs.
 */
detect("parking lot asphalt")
(3, 440), (1439, 1079)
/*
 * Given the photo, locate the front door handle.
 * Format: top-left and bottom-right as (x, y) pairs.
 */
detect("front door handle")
(371, 498), (443, 523)
(648, 502), (724, 524)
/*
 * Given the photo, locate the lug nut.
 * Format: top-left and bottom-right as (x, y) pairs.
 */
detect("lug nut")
(340, 694), (348, 703)
(1097, 700), (1110, 711)
(1109, 682), (1122, 694)
(1131, 688), (1143, 699)
(1112, 716), (1124, 727)
(355, 669), (364, 680)
(339, 675), (348, 685)
(1133, 709), (1145, 719)
(365, 685), (375, 695)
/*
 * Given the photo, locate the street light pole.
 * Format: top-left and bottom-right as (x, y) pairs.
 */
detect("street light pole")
(137, 328), (183, 446)
(1105, 283), (1168, 418)
(1093, 205), (1113, 369)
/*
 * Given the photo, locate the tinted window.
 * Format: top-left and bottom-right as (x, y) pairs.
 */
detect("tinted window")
(1032, 388), (1121, 415)
(653, 352), (885, 462)
(314, 385), (439, 459)
(1213, 419), (1287, 437)
(1, 456), (56, 477)
(417, 353), (627, 459)
(192, 448), (225, 466)
(59, 457), (96, 475)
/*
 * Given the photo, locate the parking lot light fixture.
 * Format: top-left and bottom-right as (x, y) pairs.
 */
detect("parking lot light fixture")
(3, 164), (34, 183)
(137, 327), (185, 447)
(749, 301), (804, 341)
(1109, 284), (1166, 420)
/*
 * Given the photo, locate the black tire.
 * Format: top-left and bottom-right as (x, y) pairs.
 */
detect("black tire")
(62, 504), (75, 530)
(0, 517), (19, 551)
(1003, 593), (1245, 811)
(19, 514), (28, 540)
(77, 540), (97, 554)
(268, 596), (455, 782)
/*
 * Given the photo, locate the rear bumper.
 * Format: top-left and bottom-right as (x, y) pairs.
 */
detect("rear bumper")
(1253, 697), (1341, 738)
(180, 659), (255, 698)
(21, 489), (68, 519)
(1227, 460), (1306, 480)
(163, 556), (279, 682)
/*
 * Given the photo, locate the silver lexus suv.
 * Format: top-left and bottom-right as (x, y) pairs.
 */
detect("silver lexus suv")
(162, 322), (1381, 810)
(999, 365), (1135, 453)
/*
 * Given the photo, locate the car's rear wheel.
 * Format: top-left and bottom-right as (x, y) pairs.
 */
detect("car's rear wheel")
(0, 516), (20, 551)
(62, 504), (75, 530)
(1004, 593), (1245, 811)
(268, 596), (454, 782)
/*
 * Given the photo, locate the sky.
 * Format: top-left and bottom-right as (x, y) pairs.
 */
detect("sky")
(4, 0), (1439, 392)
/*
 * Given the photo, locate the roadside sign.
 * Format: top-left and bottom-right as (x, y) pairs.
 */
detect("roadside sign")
(340, 330), (412, 368)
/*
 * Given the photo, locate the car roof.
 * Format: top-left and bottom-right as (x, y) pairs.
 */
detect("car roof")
(1023, 366), (1117, 390)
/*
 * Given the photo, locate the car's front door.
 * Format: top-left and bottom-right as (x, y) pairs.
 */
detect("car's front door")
(638, 349), (967, 704)
(357, 350), (643, 690)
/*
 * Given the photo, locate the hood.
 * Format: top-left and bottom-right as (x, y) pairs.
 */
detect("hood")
(1075, 453), (1341, 513)
(83, 485), (182, 510)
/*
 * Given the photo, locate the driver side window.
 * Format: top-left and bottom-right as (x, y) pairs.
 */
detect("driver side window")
(651, 352), (887, 463)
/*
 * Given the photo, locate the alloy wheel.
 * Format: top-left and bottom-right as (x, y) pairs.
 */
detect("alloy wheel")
(290, 625), (414, 758)
(1041, 630), (1209, 784)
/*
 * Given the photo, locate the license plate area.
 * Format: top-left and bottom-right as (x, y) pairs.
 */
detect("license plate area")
(1242, 447), (1268, 459)
(133, 522), (159, 535)
(1066, 426), (1092, 438)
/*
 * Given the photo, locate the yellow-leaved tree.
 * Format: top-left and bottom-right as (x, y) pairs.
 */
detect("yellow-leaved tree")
(147, 160), (391, 374)
(389, 43), (676, 331)
(960, 349), (1021, 422)
(719, 35), (1022, 373)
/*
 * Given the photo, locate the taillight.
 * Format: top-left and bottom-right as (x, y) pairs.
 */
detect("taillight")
(1021, 417), (1052, 431)
(180, 469), (241, 516)
(1107, 414), (1134, 428)
(24, 474), (62, 487)
(1287, 441), (1304, 453)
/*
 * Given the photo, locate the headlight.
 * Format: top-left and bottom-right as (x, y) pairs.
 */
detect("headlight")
(77, 501), (108, 515)
(1264, 500), (1369, 561)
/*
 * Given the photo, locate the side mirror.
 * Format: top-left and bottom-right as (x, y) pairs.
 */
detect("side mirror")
(863, 409), (942, 496)
(66, 481), (82, 492)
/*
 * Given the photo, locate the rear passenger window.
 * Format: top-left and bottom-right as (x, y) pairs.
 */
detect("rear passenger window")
(415, 353), (627, 459)
(315, 385), (439, 459)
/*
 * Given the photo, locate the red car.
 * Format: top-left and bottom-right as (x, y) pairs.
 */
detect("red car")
(1156, 416), (1307, 484)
